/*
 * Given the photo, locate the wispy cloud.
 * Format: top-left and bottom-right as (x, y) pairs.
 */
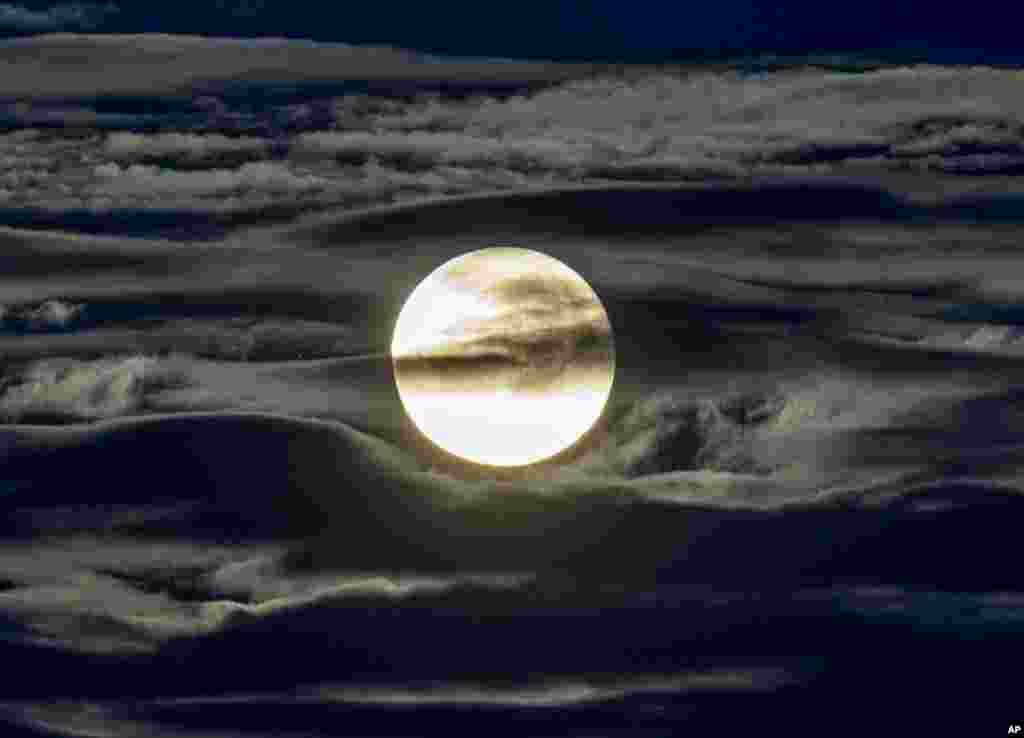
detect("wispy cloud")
(103, 132), (272, 166)
(0, 33), (597, 98)
(0, 355), (185, 422)
(0, 2), (115, 31)
(91, 161), (331, 198)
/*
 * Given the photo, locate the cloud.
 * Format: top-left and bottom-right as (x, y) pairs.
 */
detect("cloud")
(91, 160), (331, 198)
(292, 130), (595, 173)
(458, 67), (1024, 174)
(0, 2), (114, 31)
(309, 672), (789, 706)
(0, 541), (283, 656)
(103, 132), (271, 166)
(0, 33), (599, 99)
(961, 324), (1024, 349)
(286, 66), (1024, 187)
(0, 101), (109, 127)
(2, 397), (1023, 667)
(908, 322), (1024, 358)
(0, 355), (186, 422)
(66, 155), (528, 226)
(0, 42), (1021, 201)
(576, 392), (769, 478)
(0, 299), (83, 331)
(570, 372), (943, 482)
(2, 65), (1024, 725)
(586, 155), (747, 180)
(927, 152), (1024, 174)
(139, 317), (359, 361)
(205, 555), (502, 606)
(23, 300), (81, 329)
(347, 95), (478, 133)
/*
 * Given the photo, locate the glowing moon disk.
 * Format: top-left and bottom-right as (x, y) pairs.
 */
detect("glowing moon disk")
(391, 248), (615, 466)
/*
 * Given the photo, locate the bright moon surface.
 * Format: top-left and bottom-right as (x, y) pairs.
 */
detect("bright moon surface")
(391, 248), (615, 466)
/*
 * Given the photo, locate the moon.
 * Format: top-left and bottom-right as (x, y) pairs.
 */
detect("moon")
(391, 248), (616, 467)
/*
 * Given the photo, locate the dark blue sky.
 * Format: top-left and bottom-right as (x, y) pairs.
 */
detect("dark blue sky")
(1, 0), (1022, 64)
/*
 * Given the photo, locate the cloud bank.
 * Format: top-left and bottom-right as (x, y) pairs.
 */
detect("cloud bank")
(0, 56), (1022, 238)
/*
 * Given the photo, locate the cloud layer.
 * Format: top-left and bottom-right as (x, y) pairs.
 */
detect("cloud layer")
(0, 38), (1023, 735)
(0, 56), (1022, 239)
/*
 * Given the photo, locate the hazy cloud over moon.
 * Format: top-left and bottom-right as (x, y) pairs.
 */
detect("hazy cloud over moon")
(391, 248), (615, 466)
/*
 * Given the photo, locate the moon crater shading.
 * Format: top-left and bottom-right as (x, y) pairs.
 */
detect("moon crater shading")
(391, 248), (615, 467)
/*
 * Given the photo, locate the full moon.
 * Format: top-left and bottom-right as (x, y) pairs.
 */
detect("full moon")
(391, 248), (616, 467)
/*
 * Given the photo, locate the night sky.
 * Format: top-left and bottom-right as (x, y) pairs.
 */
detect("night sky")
(0, 0), (1023, 63)
(1, 4), (1024, 737)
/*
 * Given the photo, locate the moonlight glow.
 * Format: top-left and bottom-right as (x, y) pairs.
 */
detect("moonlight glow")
(391, 248), (615, 466)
